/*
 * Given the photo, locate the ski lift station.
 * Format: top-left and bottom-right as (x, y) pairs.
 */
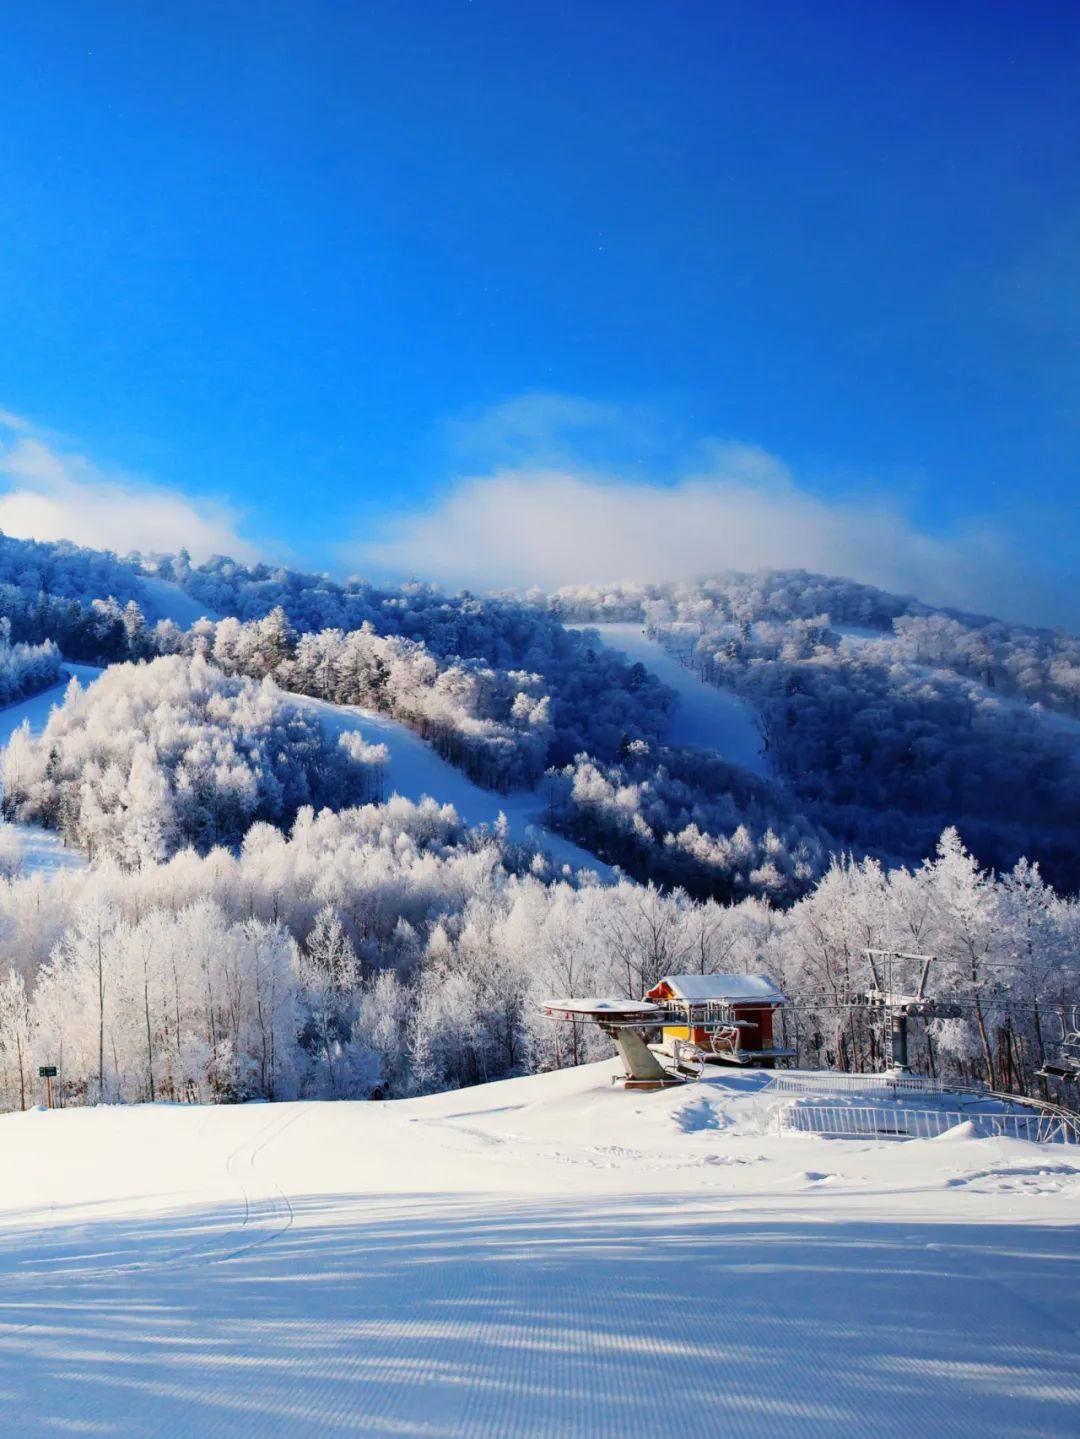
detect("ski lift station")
(542, 972), (793, 1089)
(541, 959), (1079, 1147)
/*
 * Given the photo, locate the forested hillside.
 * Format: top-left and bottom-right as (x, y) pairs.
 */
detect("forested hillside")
(554, 574), (1080, 891)
(1, 535), (1078, 895)
(0, 533), (1075, 1114)
(2, 655), (386, 865)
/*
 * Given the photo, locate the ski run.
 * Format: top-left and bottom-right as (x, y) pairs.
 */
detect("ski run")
(571, 621), (769, 777)
(0, 1062), (1077, 1438)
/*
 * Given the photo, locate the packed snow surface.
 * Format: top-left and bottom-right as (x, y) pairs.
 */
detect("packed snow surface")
(1, 1064), (1077, 1437)
(0, 663), (103, 747)
(574, 622), (769, 776)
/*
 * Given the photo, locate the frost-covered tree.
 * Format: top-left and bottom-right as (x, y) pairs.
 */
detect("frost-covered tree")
(299, 906), (359, 1097)
(0, 808), (1071, 1108)
(2, 655), (384, 864)
(0, 968), (34, 1111)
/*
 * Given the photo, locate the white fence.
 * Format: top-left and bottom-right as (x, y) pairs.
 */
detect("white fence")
(773, 1103), (1078, 1145)
(768, 1070), (956, 1098)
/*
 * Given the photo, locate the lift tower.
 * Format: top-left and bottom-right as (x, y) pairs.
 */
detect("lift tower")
(861, 951), (961, 1072)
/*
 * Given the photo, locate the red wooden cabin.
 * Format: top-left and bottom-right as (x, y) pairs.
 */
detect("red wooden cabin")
(645, 973), (791, 1066)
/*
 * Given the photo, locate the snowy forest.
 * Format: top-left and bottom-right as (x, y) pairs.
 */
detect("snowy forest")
(0, 812), (1075, 1111)
(2, 656), (387, 865)
(0, 618), (61, 709)
(0, 532), (1075, 1113)
(554, 574), (1080, 892)
(4, 536), (1078, 895)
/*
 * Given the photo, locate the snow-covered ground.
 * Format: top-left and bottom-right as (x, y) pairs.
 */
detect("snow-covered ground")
(137, 574), (221, 626)
(0, 663), (104, 749)
(0, 664), (102, 875)
(573, 622), (769, 776)
(294, 692), (609, 877)
(0, 1063), (1076, 1437)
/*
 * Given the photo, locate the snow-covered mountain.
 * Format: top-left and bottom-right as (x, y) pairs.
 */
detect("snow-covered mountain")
(6, 532), (1080, 896)
(0, 531), (1076, 1111)
(0, 535), (1076, 1435)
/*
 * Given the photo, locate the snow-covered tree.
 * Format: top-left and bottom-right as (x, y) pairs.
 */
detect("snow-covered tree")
(2, 656), (384, 864)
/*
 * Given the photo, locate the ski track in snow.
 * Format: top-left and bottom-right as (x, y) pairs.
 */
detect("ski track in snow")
(0, 1064), (1077, 1438)
(571, 622), (769, 777)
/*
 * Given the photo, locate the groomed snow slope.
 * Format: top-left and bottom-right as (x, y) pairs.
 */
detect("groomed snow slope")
(0, 663), (104, 748)
(574, 622), (769, 776)
(137, 575), (221, 627)
(293, 691), (609, 877)
(1, 1065), (1076, 1437)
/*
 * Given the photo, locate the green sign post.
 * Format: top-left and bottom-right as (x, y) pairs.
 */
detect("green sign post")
(38, 1065), (57, 1107)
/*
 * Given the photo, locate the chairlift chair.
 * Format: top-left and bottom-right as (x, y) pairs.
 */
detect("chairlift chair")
(1036, 1007), (1080, 1084)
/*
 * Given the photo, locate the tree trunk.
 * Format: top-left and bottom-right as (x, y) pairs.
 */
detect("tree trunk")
(973, 996), (996, 1089)
(144, 979), (155, 1103)
(97, 924), (106, 1103)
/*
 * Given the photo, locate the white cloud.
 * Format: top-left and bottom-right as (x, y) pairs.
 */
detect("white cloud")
(0, 414), (259, 563)
(0, 407), (33, 435)
(357, 446), (1053, 623)
(445, 393), (633, 467)
(2, 399), (1064, 629)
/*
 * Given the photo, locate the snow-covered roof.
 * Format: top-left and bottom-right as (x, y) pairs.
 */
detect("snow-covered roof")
(648, 973), (785, 1004)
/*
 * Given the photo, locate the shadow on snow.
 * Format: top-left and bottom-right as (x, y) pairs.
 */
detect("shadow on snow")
(0, 1194), (1076, 1437)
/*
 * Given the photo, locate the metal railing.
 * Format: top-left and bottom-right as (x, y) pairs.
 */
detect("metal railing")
(773, 1102), (1078, 1145)
(768, 1070), (955, 1097)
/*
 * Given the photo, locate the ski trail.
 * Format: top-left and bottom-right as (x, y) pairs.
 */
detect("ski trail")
(569, 622), (769, 775)
(0, 1072), (1077, 1436)
(0, 1107), (304, 1291)
(216, 1107), (300, 1264)
(292, 690), (611, 877)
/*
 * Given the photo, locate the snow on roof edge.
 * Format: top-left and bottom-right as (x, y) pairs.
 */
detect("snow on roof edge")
(649, 973), (785, 1003)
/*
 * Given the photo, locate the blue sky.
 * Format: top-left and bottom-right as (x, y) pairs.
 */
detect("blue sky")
(0, 1), (1077, 623)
